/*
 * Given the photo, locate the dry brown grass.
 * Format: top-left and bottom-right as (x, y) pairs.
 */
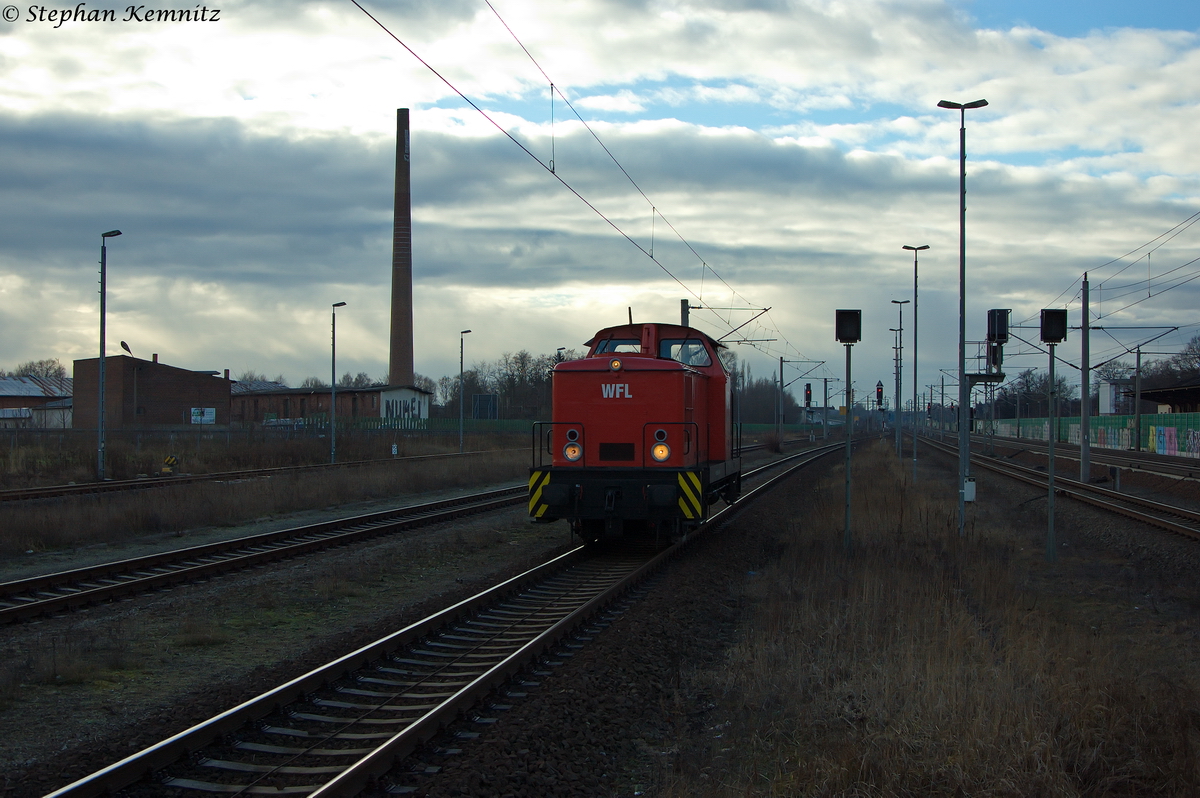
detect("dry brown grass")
(761, 431), (784, 454)
(664, 441), (1200, 796)
(0, 430), (523, 488)
(0, 449), (528, 555)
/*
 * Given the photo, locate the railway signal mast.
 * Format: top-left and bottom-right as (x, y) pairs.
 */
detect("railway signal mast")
(836, 309), (861, 553)
(1040, 308), (1068, 563)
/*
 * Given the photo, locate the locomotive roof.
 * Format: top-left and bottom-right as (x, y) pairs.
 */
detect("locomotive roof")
(583, 323), (724, 349)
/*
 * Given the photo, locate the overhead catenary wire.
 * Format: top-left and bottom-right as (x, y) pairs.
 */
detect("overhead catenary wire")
(348, 3), (699, 300)
(482, 0), (781, 344)
(1017, 209), (1200, 329)
(353, 0), (819, 369)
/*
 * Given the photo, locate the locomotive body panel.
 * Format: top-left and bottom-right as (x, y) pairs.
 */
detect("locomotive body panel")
(529, 321), (741, 539)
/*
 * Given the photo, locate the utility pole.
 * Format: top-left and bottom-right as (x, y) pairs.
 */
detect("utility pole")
(1080, 273), (1091, 482)
(823, 378), (833, 441)
(940, 374), (946, 441)
(1015, 374), (1022, 439)
(895, 327), (902, 457)
(778, 356), (784, 443)
(1134, 346), (1143, 452)
(890, 297), (908, 459)
(903, 244), (929, 481)
(97, 229), (122, 481)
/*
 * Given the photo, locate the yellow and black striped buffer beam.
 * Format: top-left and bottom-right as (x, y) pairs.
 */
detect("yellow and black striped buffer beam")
(677, 471), (703, 520)
(529, 470), (552, 517)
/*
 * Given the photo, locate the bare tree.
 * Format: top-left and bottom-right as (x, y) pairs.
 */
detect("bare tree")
(5, 358), (67, 380)
(299, 376), (329, 389)
(338, 372), (376, 388)
(413, 373), (436, 395)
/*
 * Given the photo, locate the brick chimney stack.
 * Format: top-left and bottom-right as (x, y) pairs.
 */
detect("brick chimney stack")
(388, 108), (414, 388)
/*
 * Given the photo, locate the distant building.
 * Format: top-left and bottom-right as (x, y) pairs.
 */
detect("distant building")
(231, 382), (431, 426)
(1098, 378), (1134, 415)
(73, 354), (233, 429)
(1137, 379), (1200, 414)
(0, 375), (73, 428)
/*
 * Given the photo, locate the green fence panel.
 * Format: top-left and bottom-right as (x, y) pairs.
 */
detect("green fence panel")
(992, 412), (1200, 457)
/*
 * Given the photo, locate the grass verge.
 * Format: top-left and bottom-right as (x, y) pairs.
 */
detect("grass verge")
(0, 448), (527, 555)
(664, 440), (1200, 796)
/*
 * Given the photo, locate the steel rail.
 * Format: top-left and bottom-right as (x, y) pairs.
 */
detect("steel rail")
(313, 442), (845, 797)
(0, 440), (814, 625)
(1, 440), (794, 504)
(967, 433), (1200, 481)
(924, 437), (1200, 541)
(0, 487), (525, 624)
(0, 449), (524, 504)
(45, 442), (843, 797)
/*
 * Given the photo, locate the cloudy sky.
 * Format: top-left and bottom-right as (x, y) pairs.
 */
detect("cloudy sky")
(3, 0), (1199, 407)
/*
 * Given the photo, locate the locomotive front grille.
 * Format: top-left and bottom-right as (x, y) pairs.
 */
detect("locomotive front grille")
(598, 442), (635, 461)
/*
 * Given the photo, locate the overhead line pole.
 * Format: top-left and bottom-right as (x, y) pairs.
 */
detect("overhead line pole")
(903, 244), (929, 481)
(1080, 274), (1091, 483)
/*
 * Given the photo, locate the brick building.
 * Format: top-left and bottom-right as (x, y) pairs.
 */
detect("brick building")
(0, 375), (72, 428)
(73, 355), (233, 429)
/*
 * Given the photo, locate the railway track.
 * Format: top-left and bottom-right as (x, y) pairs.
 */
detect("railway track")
(0, 449), (520, 504)
(1, 441), (806, 626)
(963, 432), (1200, 481)
(923, 437), (1200, 541)
(0, 487), (525, 625)
(0, 442), (792, 504)
(45, 442), (844, 797)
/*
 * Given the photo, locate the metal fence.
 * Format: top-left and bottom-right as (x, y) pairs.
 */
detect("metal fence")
(986, 412), (1200, 457)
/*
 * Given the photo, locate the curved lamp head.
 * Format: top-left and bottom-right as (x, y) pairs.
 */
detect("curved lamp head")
(938, 99), (988, 110)
(332, 301), (346, 309)
(903, 244), (930, 252)
(102, 230), (122, 239)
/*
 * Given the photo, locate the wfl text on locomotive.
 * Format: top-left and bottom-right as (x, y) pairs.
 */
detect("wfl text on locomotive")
(529, 322), (742, 542)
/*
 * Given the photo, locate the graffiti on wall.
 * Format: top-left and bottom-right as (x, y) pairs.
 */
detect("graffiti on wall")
(383, 396), (425, 419)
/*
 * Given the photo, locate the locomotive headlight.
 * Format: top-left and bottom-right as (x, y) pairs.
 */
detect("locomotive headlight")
(563, 442), (583, 461)
(609, 358), (622, 371)
(651, 442), (671, 462)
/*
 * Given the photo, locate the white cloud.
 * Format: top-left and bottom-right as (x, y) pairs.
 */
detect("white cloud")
(575, 90), (646, 113)
(1, 0), (1199, 391)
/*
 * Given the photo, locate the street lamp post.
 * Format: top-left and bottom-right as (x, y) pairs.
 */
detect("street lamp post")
(903, 244), (929, 479)
(459, 329), (472, 453)
(938, 97), (988, 537)
(330, 302), (346, 464)
(97, 229), (122, 481)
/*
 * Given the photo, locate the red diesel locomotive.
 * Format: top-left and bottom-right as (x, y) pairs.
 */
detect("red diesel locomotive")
(529, 322), (741, 541)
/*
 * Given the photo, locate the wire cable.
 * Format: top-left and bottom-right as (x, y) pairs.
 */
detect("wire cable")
(354, 0), (818, 368)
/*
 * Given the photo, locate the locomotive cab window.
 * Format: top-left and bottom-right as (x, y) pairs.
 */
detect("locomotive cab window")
(595, 338), (641, 354)
(659, 339), (712, 367)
